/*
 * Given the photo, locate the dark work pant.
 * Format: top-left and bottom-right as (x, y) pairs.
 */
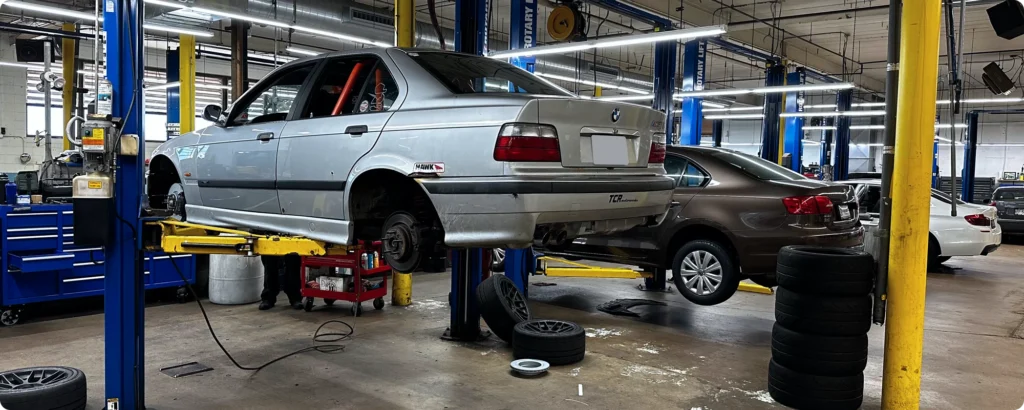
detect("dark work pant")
(260, 254), (301, 304)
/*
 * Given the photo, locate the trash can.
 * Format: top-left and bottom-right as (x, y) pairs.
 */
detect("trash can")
(208, 255), (263, 305)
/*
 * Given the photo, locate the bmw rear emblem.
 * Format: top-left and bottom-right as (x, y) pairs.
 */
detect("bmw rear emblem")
(611, 108), (621, 122)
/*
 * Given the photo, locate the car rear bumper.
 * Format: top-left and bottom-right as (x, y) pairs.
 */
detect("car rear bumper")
(419, 176), (675, 248)
(998, 218), (1024, 234)
(736, 225), (866, 275)
(936, 223), (1002, 257)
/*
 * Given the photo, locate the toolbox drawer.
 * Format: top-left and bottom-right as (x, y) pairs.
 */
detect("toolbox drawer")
(8, 252), (75, 273)
(148, 254), (193, 285)
(66, 247), (104, 263)
(5, 234), (61, 252)
(3, 211), (60, 229)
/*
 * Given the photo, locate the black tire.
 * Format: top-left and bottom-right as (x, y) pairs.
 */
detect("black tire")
(670, 239), (741, 306)
(775, 288), (871, 336)
(771, 323), (868, 376)
(776, 246), (874, 296)
(748, 275), (778, 288)
(491, 249), (505, 273)
(512, 320), (586, 366)
(303, 297), (314, 312)
(0, 366), (87, 410)
(768, 360), (863, 410)
(477, 275), (531, 342)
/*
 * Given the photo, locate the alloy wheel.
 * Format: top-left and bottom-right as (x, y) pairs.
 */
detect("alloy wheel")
(523, 319), (577, 334)
(678, 250), (723, 296)
(0, 367), (71, 390)
(499, 278), (530, 321)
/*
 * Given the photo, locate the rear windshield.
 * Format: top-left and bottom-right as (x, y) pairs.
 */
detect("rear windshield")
(710, 150), (808, 181)
(407, 52), (572, 96)
(995, 189), (1024, 200)
(931, 189), (966, 205)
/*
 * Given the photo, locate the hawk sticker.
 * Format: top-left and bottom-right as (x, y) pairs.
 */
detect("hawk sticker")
(414, 162), (445, 174)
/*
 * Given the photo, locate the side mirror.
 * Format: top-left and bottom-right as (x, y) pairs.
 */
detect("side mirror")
(202, 104), (223, 123)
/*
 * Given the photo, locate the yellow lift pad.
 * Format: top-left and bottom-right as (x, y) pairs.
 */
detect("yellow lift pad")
(145, 220), (351, 256)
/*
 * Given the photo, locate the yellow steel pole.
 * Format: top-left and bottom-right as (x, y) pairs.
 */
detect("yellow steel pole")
(62, 23), (76, 151)
(391, 0), (415, 306)
(594, 86), (603, 97)
(881, 0), (942, 407)
(179, 35), (196, 134)
(394, 0), (415, 48)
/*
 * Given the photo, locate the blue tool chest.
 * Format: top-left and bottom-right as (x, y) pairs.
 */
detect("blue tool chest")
(1, 204), (196, 307)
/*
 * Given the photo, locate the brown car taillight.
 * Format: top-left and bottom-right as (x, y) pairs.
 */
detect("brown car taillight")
(648, 142), (666, 163)
(493, 123), (561, 162)
(964, 214), (991, 227)
(782, 195), (834, 215)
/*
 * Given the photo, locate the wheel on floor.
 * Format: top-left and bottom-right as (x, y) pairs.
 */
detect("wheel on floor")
(303, 297), (315, 312)
(373, 297), (385, 310)
(0, 366), (87, 410)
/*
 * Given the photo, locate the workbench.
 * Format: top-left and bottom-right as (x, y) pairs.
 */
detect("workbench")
(1, 204), (196, 325)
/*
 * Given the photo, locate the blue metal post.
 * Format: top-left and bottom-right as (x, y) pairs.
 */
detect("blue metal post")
(508, 0), (537, 73)
(454, 0), (489, 55)
(445, 249), (484, 341)
(166, 48), (180, 139)
(678, 40), (706, 146)
(653, 41), (677, 144)
(782, 69), (806, 172)
(711, 119), (723, 147)
(820, 118), (834, 180)
(503, 248), (533, 297)
(961, 111), (979, 202)
(933, 138), (940, 189)
(833, 90), (853, 180)
(104, 0), (145, 409)
(760, 63), (786, 162)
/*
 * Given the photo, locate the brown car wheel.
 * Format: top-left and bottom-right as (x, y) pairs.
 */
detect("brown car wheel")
(671, 240), (740, 306)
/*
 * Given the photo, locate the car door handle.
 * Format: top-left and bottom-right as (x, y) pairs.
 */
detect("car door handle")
(256, 132), (274, 141)
(345, 125), (369, 136)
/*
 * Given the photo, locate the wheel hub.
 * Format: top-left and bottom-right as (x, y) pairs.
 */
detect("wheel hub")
(166, 183), (186, 219)
(0, 368), (70, 390)
(0, 309), (18, 326)
(383, 223), (414, 263)
(680, 250), (722, 296)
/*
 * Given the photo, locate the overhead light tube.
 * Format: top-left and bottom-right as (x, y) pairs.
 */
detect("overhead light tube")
(489, 25), (727, 59)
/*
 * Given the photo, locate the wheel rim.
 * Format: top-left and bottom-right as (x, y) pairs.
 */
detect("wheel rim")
(498, 278), (530, 321)
(523, 320), (576, 334)
(493, 248), (505, 265)
(678, 250), (723, 296)
(166, 183), (186, 220)
(0, 368), (71, 390)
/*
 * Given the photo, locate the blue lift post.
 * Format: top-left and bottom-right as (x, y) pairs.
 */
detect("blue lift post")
(711, 119), (724, 147)
(166, 48), (180, 139)
(833, 89), (853, 180)
(104, 0), (146, 408)
(961, 111), (980, 202)
(820, 118), (834, 179)
(446, 0), (490, 342)
(782, 69), (805, 172)
(502, 0), (537, 295)
(760, 63), (786, 162)
(678, 40), (706, 146)
(652, 40), (677, 145)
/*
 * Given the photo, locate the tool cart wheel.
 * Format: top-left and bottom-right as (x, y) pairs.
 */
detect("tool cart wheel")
(351, 302), (363, 317)
(175, 286), (190, 304)
(303, 297), (314, 312)
(373, 297), (385, 310)
(0, 307), (22, 327)
(323, 299), (336, 306)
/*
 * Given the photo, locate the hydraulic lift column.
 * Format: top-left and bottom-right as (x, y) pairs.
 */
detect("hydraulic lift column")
(833, 89), (853, 181)
(392, 0), (415, 307)
(652, 39), (677, 145)
(678, 40), (706, 146)
(961, 111), (979, 202)
(760, 63), (785, 163)
(782, 69), (806, 172)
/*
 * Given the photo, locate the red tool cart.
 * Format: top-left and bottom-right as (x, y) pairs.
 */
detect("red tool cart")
(299, 243), (390, 316)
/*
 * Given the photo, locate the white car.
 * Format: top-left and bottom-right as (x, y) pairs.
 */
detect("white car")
(840, 179), (1001, 266)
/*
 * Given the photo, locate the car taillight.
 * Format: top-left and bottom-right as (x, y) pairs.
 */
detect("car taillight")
(648, 142), (666, 163)
(493, 123), (560, 162)
(990, 201), (998, 206)
(964, 214), (991, 227)
(782, 195), (834, 215)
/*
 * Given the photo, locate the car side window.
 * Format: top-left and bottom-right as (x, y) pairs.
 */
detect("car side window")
(681, 162), (710, 187)
(301, 56), (400, 118)
(663, 156), (685, 185)
(860, 185), (882, 214)
(229, 63), (315, 126)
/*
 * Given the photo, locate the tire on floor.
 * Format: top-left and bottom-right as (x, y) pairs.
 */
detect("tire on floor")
(0, 366), (87, 410)
(775, 287), (871, 336)
(776, 246), (874, 296)
(768, 359), (863, 410)
(512, 319), (586, 366)
(477, 274), (531, 343)
(771, 323), (868, 376)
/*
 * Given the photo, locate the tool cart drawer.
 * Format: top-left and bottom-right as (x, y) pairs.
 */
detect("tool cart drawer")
(3, 211), (60, 229)
(8, 252), (75, 273)
(66, 247), (104, 263)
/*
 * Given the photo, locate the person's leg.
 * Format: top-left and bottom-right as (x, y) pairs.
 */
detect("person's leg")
(283, 254), (303, 307)
(259, 255), (281, 310)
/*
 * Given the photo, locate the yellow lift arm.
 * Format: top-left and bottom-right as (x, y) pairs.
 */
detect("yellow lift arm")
(144, 220), (352, 257)
(536, 255), (773, 295)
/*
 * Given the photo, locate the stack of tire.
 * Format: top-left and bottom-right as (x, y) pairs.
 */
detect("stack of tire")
(769, 246), (874, 410)
(478, 275), (586, 366)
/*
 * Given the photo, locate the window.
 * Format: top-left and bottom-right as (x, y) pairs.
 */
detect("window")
(408, 52), (572, 96)
(302, 57), (400, 118)
(995, 189), (1024, 201)
(859, 185), (882, 214)
(710, 149), (808, 181)
(230, 63), (314, 126)
(681, 163), (710, 187)
(664, 156), (686, 185)
(931, 189), (966, 205)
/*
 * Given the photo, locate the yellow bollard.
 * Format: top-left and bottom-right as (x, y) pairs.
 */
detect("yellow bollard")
(881, 0), (942, 407)
(392, 271), (412, 306)
(179, 34), (196, 135)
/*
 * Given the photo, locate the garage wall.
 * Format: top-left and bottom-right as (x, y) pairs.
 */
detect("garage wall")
(0, 35), (36, 173)
(933, 121), (1024, 179)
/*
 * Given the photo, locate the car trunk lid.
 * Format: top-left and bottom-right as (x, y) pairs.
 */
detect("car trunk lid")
(995, 199), (1024, 220)
(529, 98), (665, 169)
(774, 180), (859, 229)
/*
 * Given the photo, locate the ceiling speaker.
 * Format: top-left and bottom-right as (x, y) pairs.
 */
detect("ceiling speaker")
(982, 62), (1016, 95)
(988, 0), (1024, 40)
(15, 39), (46, 63)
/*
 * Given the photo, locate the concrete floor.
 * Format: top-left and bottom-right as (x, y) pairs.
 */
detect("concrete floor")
(2, 243), (1024, 409)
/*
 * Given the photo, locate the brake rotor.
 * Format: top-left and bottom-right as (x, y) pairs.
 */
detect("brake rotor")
(166, 182), (186, 220)
(382, 212), (422, 272)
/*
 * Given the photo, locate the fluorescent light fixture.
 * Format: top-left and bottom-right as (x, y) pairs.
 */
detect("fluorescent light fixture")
(934, 123), (968, 129)
(0, 61), (36, 69)
(750, 83), (855, 94)
(705, 114), (765, 120)
(721, 142), (761, 146)
(145, 0), (390, 47)
(802, 126), (837, 131)
(703, 106), (763, 113)
(3, 1), (95, 20)
(852, 102), (886, 107)
(489, 25), (727, 59)
(599, 95), (653, 102)
(535, 72), (648, 94)
(853, 143), (884, 147)
(146, 81), (180, 91)
(805, 104), (838, 109)
(802, 140), (821, 145)
(143, 24), (214, 38)
(286, 47), (323, 56)
(702, 101), (727, 109)
(676, 89), (751, 98)
(850, 125), (886, 130)
(780, 110), (886, 118)
(197, 83), (231, 90)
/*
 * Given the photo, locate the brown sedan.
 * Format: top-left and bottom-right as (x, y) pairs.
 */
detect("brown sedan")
(552, 146), (865, 305)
